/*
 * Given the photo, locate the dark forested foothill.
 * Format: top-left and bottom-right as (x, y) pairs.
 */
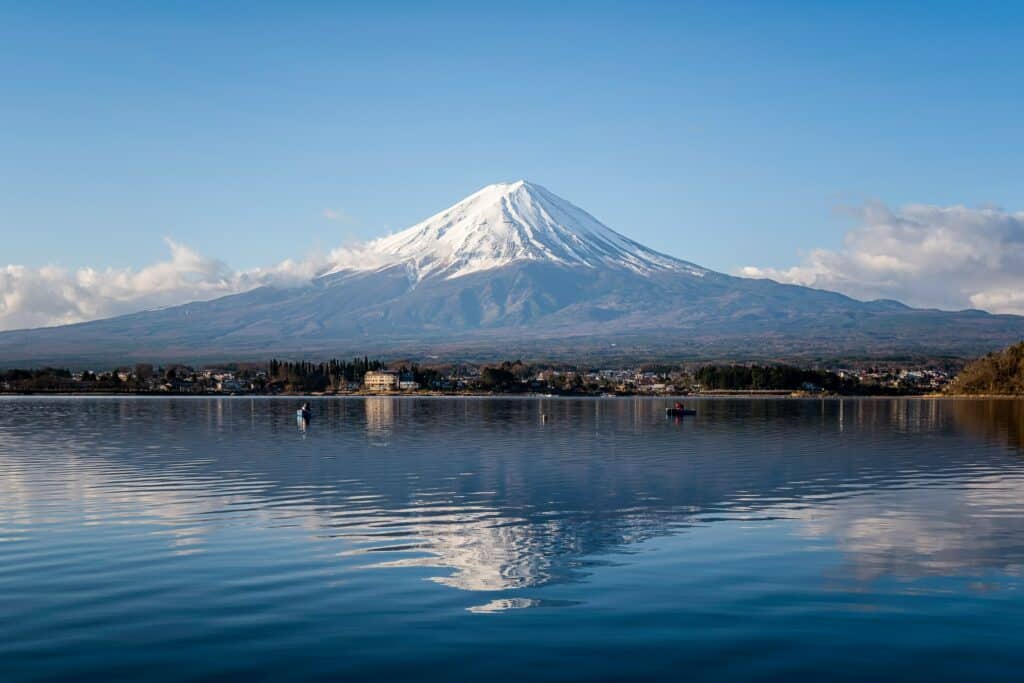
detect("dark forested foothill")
(0, 368), (76, 391)
(948, 342), (1024, 395)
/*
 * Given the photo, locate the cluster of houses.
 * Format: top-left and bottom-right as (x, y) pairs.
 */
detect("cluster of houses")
(584, 369), (682, 394)
(833, 367), (954, 391)
(66, 367), (265, 394)
(116, 369), (399, 394)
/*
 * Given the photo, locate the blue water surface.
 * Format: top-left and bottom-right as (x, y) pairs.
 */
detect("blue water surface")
(1, 397), (1023, 682)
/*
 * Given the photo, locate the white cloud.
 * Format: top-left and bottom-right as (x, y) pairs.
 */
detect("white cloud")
(740, 202), (1024, 314)
(0, 238), (341, 332)
(0, 234), (409, 332)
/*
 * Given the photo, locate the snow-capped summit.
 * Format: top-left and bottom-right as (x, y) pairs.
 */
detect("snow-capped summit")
(333, 180), (705, 282)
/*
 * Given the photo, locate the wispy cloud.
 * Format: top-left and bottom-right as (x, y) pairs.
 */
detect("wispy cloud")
(739, 202), (1024, 314)
(322, 207), (354, 223)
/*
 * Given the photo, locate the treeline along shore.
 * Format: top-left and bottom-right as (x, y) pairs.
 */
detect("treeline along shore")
(0, 352), (990, 397)
(5, 339), (1022, 397)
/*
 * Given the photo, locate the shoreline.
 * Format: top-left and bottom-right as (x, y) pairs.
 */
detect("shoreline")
(2, 391), (1020, 399)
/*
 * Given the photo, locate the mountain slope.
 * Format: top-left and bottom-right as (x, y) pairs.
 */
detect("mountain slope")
(1, 181), (1023, 365)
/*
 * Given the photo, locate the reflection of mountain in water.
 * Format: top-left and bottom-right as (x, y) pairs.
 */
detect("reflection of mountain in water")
(1, 397), (1023, 592)
(359, 507), (550, 591)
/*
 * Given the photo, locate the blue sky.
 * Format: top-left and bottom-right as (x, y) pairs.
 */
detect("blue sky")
(2, 1), (1022, 277)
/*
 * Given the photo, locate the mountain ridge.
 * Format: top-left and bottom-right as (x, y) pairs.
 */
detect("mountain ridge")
(1, 181), (1023, 366)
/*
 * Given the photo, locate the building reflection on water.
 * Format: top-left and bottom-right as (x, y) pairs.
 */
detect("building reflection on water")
(364, 397), (396, 445)
(2, 397), (1024, 598)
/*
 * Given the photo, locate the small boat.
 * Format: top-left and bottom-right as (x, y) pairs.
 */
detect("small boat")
(665, 407), (696, 417)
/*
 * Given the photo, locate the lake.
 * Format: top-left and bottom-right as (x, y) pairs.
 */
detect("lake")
(2, 396), (1024, 681)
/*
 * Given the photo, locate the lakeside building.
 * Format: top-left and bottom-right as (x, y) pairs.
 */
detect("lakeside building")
(217, 378), (250, 393)
(364, 371), (399, 392)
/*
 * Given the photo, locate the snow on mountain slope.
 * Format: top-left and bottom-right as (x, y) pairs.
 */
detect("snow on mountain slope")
(328, 181), (706, 282)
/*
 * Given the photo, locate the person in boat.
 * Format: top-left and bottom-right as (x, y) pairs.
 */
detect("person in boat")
(297, 402), (311, 421)
(674, 401), (685, 411)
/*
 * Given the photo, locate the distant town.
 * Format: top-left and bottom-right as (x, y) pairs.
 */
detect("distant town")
(0, 357), (961, 396)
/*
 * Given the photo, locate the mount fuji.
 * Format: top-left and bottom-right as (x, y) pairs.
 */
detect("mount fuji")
(2, 181), (1023, 365)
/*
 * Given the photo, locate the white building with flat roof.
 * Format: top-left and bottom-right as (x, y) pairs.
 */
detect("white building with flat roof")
(364, 371), (398, 392)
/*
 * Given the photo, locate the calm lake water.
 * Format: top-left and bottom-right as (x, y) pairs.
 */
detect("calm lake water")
(2, 397), (1024, 681)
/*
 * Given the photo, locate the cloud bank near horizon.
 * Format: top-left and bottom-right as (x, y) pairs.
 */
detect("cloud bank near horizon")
(0, 240), (312, 332)
(0, 236), (406, 332)
(740, 202), (1024, 315)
